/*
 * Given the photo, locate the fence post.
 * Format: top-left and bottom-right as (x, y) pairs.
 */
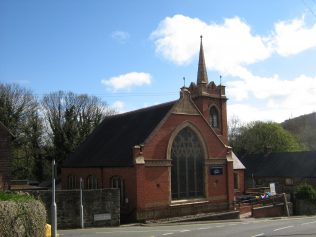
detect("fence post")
(283, 193), (290, 216)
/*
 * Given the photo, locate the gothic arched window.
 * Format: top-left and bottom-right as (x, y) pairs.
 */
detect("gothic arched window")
(171, 127), (205, 200)
(67, 175), (76, 189)
(87, 175), (98, 189)
(209, 106), (219, 128)
(111, 176), (126, 205)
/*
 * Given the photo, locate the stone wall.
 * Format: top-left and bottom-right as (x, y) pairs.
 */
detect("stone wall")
(30, 189), (120, 229)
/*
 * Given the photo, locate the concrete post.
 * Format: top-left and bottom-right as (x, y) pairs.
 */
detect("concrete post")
(80, 178), (84, 228)
(51, 159), (57, 237)
(283, 193), (290, 217)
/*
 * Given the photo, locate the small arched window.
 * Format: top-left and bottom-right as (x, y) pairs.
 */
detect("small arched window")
(209, 106), (219, 128)
(67, 175), (76, 189)
(86, 175), (98, 189)
(111, 176), (125, 205)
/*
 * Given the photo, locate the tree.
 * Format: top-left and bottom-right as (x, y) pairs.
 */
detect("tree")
(230, 121), (305, 156)
(42, 91), (116, 167)
(0, 83), (46, 180)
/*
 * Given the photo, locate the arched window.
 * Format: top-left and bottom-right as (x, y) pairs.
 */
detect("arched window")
(171, 127), (205, 200)
(87, 175), (98, 189)
(67, 175), (76, 189)
(209, 106), (219, 128)
(111, 176), (125, 205)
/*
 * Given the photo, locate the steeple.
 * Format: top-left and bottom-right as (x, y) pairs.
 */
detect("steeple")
(197, 35), (208, 85)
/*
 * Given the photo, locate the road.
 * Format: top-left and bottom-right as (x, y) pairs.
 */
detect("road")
(59, 216), (316, 237)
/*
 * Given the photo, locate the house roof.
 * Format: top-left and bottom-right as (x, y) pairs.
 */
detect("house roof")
(240, 151), (316, 178)
(63, 101), (175, 168)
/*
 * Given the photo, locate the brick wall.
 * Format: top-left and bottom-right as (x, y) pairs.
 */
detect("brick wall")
(252, 202), (293, 218)
(30, 189), (120, 229)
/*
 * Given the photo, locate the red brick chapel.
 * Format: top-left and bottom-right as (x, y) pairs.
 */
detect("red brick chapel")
(62, 37), (245, 222)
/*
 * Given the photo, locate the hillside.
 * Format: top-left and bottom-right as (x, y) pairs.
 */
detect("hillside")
(282, 112), (316, 151)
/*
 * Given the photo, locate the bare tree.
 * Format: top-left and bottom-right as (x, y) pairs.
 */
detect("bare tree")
(41, 91), (116, 167)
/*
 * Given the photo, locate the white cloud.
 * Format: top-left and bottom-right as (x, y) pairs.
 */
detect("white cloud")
(151, 15), (272, 75)
(111, 31), (130, 43)
(273, 17), (316, 56)
(227, 74), (316, 122)
(151, 14), (316, 122)
(151, 14), (316, 74)
(101, 72), (152, 91)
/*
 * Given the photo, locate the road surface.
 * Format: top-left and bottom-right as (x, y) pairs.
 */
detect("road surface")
(59, 216), (316, 237)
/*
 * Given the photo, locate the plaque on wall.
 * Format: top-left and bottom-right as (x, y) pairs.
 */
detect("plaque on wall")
(210, 166), (224, 175)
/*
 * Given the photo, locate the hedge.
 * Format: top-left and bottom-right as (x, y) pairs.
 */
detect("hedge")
(0, 192), (46, 237)
(295, 183), (316, 201)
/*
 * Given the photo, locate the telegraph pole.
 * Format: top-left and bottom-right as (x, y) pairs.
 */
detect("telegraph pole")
(80, 178), (84, 228)
(51, 159), (57, 237)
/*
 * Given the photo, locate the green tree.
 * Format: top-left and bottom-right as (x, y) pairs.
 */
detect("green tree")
(230, 121), (305, 156)
(42, 91), (116, 168)
(0, 83), (47, 180)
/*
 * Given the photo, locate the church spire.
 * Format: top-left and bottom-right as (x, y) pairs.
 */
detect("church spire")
(197, 35), (208, 85)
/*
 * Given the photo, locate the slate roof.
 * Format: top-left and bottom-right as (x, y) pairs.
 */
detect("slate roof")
(63, 101), (175, 168)
(240, 151), (316, 178)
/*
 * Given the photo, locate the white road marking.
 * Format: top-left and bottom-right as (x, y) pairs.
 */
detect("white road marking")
(302, 220), (316, 225)
(216, 225), (224, 228)
(162, 233), (173, 236)
(179, 229), (190, 232)
(251, 233), (264, 237)
(229, 223), (237, 226)
(96, 230), (176, 234)
(273, 225), (294, 231)
(198, 227), (211, 230)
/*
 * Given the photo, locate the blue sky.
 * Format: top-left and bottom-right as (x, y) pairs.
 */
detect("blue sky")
(1, 0), (316, 122)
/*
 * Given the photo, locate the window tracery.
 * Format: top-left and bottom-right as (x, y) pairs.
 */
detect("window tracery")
(171, 127), (204, 200)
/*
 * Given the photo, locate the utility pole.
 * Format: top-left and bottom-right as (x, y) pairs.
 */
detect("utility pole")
(80, 178), (84, 228)
(51, 159), (57, 237)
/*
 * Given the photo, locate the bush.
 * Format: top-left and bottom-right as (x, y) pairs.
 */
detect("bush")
(0, 191), (35, 202)
(295, 183), (316, 201)
(0, 192), (47, 237)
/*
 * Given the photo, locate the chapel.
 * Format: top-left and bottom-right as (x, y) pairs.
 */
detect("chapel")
(62, 37), (245, 222)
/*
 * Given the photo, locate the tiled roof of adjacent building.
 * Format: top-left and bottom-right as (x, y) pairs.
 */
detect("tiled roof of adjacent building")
(63, 101), (175, 168)
(240, 151), (316, 178)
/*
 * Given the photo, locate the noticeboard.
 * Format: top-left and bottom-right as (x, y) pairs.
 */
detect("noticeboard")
(209, 166), (224, 176)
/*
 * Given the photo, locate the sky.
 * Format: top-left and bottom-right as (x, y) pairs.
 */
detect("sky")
(1, 0), (316, 123)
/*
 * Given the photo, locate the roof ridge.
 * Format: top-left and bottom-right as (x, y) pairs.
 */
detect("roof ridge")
(105, 100), (176, 119)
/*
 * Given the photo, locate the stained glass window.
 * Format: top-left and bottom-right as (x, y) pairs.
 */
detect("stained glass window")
(171, 127), (205, 200)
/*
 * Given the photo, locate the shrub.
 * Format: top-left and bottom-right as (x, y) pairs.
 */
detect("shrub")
(295, 183), (316, 201)
(0, 192), (47, 237)
(0, 191), (35, 202)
